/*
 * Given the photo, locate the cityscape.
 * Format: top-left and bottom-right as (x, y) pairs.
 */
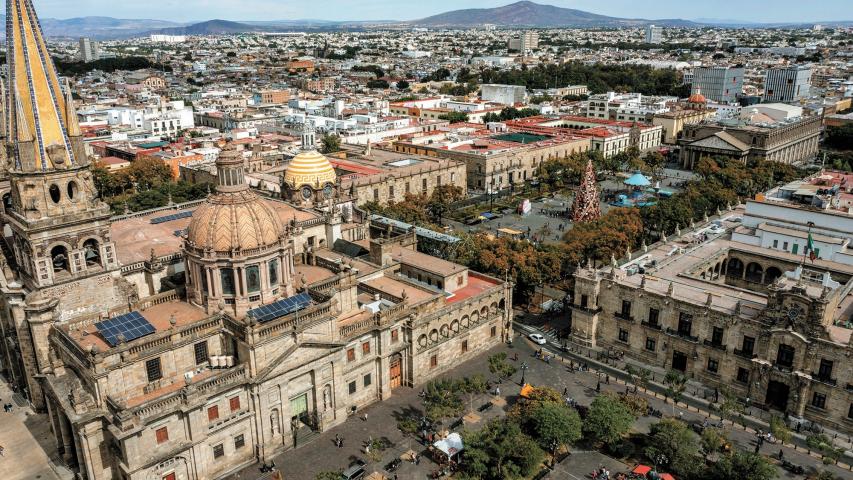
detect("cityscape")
(0, 1), (853, 480)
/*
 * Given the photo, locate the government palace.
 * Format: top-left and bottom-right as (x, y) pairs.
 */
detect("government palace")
(0, 2), (512, 479)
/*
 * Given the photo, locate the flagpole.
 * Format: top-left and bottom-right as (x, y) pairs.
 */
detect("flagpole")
(800, 221), (815, 267)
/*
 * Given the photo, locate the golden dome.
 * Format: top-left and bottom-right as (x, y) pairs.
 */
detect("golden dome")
(688, 91), (707, 104)
(186, 191), (283, 253)
(284, 150), (337, 189)
(185, 143), (284, 253)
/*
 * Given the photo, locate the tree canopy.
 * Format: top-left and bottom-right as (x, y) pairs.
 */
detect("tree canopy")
(582, 392), (636, 447)
(461, 418), (545, 480)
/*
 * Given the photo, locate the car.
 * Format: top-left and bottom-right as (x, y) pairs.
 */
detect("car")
(528, 333), (547, 345)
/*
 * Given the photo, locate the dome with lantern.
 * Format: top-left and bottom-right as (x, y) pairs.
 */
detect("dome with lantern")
(283, 121), (338, 203)
(186, 143), (284, 253)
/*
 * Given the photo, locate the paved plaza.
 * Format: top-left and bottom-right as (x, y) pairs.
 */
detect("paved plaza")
(230, 324), (853, 480)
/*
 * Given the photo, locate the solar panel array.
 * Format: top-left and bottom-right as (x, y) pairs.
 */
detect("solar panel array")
(248, 292), (312, 323)
(173, 228), (187, 237)
(95, 311), (156, 347)
(150, 210), (193, 225)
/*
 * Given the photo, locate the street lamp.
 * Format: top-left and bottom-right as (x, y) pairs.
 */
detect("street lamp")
(520, 362), (529, 386)
(652, 453), (668, 474)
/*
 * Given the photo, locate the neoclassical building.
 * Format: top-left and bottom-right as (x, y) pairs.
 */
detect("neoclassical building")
(570, 209), (853, 434)
(0, 3), (513, 479)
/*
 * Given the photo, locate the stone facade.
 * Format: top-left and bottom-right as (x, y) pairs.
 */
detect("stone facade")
(570, 239), (853, 434)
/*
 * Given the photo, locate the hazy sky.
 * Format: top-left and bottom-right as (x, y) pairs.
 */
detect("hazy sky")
(32, 0), (851, 23)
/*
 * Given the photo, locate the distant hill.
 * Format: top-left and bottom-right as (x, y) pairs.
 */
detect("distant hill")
(0, 15), (184, 38)
(413, 1), (697, 27)
(147, 19), (268, 36)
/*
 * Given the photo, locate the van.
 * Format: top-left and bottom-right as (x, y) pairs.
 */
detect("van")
(340, 462), (366, 480)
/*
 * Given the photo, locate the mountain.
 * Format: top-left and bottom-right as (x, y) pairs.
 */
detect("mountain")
(0, 15), (184, 38)
(147, 19), (268, 36)
(413, 1), (697, 27)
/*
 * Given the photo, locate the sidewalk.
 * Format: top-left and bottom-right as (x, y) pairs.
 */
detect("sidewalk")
(0, 378), (72, 480)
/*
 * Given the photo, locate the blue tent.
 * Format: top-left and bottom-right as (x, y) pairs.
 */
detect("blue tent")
(624, 172), (651, 187)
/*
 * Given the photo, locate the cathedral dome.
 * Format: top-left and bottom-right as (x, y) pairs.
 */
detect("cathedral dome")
(284, 150), (337, 190)
(688, 91), (707, 104)
(185, 144), (284, 253)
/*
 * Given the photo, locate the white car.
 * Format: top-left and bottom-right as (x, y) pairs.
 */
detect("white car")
(528, 333), (547, 345)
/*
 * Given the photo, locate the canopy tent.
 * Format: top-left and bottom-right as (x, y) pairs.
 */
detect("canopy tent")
(624, 172), (652, 187)
(632, 465), (652, 475)
(433, 432), (464, 459)
(520, 384), (534, 398)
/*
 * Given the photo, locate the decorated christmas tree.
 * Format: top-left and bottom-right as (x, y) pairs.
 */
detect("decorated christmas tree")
(570, 159), (601, 223)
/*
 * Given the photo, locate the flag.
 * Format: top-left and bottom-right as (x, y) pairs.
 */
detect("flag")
(806, 232), (816, 262)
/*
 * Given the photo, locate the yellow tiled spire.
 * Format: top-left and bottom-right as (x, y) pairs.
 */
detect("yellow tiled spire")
(7, 0), (78, 171)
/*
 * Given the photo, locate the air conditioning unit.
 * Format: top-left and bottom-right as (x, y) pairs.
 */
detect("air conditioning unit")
(225, 356), (235, 368)
(209, 355), (217, 367)
(184, 371), (194, 381)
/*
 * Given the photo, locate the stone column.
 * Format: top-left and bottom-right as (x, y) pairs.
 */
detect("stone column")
(58, 413), (74, 462)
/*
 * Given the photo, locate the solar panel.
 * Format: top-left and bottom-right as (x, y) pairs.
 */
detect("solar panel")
(248, 292), (312, 323)
(150, 210), (193, 225)
(95, 311), (156, 347)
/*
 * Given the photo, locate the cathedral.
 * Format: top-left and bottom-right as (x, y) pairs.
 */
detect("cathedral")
(0, 2), (512, 479)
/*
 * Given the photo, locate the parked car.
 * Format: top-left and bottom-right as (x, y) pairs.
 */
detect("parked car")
(528, 333), (547, 345)
(341, 461), (366, 480)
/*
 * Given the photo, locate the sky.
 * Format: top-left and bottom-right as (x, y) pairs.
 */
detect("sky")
(32, 0), (852, 24)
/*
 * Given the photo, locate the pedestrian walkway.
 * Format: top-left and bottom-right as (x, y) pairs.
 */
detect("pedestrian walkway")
(0, 379), (71, 480)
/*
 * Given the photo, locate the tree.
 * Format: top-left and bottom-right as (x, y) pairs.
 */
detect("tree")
(701, 427), (730, 456)
(461, 418), (544, 480)
(645, 419), (702, 478)
(421, 378), (464, 421)
(583, 392), (635, 447)
(427, 185), (464, 225)
(438, 111), (469, 123)
(717, 387), (744, 424)
(488, 352), (517, 381)
(320, 133), (342, 154)
(528, 402), (582, 464)
(461, 374), (488, 414)
(663, 370), (687, 413)
(366, 79), (390, 89)
(226, 51), (237, 57)
(397, 80), (410, 90)
(706, 450), (778, 480)
(826, 123), (853, 150)
(768, 415), (791, 445)
(129, 156), (174, 190)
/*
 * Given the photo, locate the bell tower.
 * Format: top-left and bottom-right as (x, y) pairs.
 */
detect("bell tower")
(2, 0), (117, 288)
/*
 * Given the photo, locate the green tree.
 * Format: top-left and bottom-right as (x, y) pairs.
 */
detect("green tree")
(366, 79), (390, 89)
(438, 111), (469, 123)
(645, 419), (702, 478)
(529, 402), (582, 465)
(706, 450), (778, 480)
(488, 352), (517, 381)
(397, 80), (410, 90)
(583, 392), (636, 447)
(768, 415), (791, 445)
(461, 374), (488, 414)
(663, 370), (687, 413)
(717, 387), (744, 424)
(320, 133), (342, 154)
(701, 427), (729, 455)
(128, 156), (173, 191)
(826, 123), (853, 150)
(422, 378), (464, 421)
(427, 184), (464, 225)
(461, 418), (544, 480)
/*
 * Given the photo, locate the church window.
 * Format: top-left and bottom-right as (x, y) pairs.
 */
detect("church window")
(221, 269), (235, 295)
(146, 358), (162, 382)
(246, 265), (261, 293)
(194, 341), (208, 365)
(66, 181), (78, 200)
(49, 184), (61, 203)
(268, 260), (279, 286)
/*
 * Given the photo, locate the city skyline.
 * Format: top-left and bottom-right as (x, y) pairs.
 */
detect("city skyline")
(32, 0), (853, 24)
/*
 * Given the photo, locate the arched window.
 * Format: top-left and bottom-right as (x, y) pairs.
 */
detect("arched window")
(50, 245), (69, 273)
(270, 409), (280, 435)
(83, 239), (101, 267)
(727, 257), (744, 277)
(765, 266), (783, 285)
(745, 262), (763, 283)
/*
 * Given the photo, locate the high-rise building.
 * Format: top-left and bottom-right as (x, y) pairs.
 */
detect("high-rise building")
(691, 66), (744, 103)
(645, 25), (663, 44)
(507, 31), (539, 52)
(78, 37), (100, 63)
(764, 65), (812, 103)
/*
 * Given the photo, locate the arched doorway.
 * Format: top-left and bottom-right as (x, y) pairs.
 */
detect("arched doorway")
(727, 258), (743, 278)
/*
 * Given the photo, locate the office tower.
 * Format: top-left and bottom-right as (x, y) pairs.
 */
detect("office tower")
(764, 65), (812, 103)
(691, 66), (745, 103)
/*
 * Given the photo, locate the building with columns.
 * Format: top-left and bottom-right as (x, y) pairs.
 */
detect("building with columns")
(678, 110), (820, 169)
(0, 2), (513, 479)
(569, 207), (853, 435)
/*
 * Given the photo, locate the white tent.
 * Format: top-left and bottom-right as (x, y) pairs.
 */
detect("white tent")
(433, 432), (464, 459)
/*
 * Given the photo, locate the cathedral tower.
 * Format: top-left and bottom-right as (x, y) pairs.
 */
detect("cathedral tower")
(3, 0), (117, 288)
